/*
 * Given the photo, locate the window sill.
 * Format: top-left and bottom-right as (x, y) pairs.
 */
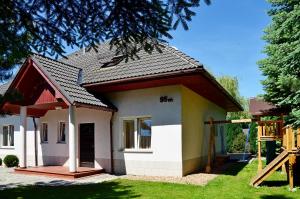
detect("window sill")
(56, 142), (66, 144)
(41, 142), (48, 144)
(0, 146), (15, 149)
(122, 149), (153, 153)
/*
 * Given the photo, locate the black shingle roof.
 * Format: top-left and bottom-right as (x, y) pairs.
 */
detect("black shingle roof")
(60, 43), (204, 84)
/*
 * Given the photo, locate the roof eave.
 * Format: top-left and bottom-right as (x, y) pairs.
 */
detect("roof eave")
(82, 68), (243, 112)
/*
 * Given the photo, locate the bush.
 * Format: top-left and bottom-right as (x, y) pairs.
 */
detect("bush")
(3, 155), (19, 167)
(225, 123), (243, 152)
(230, 133), (247, 153)
(249, 123), (258, 154)
(0, 158), (2, 166)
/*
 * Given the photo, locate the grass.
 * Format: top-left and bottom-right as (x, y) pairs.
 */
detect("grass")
(0, 161), (299, 199)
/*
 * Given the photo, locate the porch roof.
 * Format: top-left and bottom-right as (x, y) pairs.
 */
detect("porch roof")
(0, 55), (116, 116)
(30, 54), (114, 109)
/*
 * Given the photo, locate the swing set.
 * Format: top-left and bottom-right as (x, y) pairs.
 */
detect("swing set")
(204, 98), (300, 190)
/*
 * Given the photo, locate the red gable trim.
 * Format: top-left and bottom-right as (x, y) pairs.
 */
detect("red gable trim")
(8, 57), (71, 106)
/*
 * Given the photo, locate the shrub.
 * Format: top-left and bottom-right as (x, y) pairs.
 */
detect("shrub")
(3, 155), (19, 167)
(226, 123), (243, 152)
(0, 158), (2, 166)
(230, 133), (247, 153)
(249, 123), (258, 154)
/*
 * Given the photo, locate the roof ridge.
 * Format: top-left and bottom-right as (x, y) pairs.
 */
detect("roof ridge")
(32, 53), (81, 70)
(62, 41), (111, 60)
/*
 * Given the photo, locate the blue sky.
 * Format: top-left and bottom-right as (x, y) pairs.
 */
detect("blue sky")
(167, 0), (271, 98)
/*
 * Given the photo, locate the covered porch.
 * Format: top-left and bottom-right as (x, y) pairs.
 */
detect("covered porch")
(0, 55), (115, 177)
(14, 166), (104, 179)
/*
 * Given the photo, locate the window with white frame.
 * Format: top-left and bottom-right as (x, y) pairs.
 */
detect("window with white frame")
(122, 117), (152, 149)
(41, 123), (48, 143)
(2, 125), (14, 147)
(58, 122), (66, 143)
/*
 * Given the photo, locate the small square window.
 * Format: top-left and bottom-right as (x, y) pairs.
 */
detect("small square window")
(2, 125), (14, 147)
(41, 123), (48, 143)
(58, 122), (66, 143)
(122, 117), (152, 150)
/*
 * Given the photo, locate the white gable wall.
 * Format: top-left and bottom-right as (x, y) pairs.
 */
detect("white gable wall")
(107, 85), (183, 176)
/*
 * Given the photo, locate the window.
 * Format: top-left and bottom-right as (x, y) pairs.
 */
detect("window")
(138, 118), (152, 149)
(41, 123), (48, 143)
(123, 120), (135, 149)
(58, 122), (66, 143)
(2, 125), (14, 147)
(122, 117), (152, 150)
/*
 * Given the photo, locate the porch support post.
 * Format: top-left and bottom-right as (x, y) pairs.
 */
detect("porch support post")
(68, 105), (77, 172)
(19, 106), (27, 168)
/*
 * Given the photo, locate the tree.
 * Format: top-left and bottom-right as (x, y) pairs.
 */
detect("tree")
(217, 75), (250, 152)
(0, 0), (211, 81)
(217, 75), (250, 119)
(258, 0), (300, 127)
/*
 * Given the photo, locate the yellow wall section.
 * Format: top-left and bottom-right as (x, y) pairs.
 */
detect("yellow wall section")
(181, 86), (226, 175)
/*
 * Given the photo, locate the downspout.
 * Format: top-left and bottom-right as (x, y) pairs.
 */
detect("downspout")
(110, 112), (114, 174)
(32, 117), (38, 167)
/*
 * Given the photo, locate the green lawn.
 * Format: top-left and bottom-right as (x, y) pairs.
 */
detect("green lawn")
(0, 161), (298, 199)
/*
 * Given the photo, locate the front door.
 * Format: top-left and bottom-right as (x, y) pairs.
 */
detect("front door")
(79, 123), (95, 167)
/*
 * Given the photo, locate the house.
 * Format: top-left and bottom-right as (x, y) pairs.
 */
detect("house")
(0, 81), (39, 166)
(0, 43), (242, 177)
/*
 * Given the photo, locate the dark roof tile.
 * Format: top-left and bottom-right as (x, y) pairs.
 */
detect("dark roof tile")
(31, 54), (112, 109)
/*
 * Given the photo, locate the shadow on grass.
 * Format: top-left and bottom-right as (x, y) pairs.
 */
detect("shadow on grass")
(260, 195), (294, 199)
(261, 180), (288, 187)
(0, 180), (140, 199)
(211, 161), (248, 176)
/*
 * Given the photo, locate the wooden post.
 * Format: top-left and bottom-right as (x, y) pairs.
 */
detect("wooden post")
(205, 118), (214, 173)
(281, 126), (287, 173)
(288, 154), (296, 191)
(286, 127), (293, 152)
(281, 163), (286, 174)
(297, 128), (300, 148)
(257, 124), (263, 172)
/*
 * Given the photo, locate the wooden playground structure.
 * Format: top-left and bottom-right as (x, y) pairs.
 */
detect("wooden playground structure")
(204, 117), (300, 190)
(251, 123), (300, 190)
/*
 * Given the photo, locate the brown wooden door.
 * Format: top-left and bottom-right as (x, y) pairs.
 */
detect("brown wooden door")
(79, 123), (95, 167)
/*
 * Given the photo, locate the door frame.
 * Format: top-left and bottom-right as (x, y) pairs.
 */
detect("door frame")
(79, 123), (95, 168)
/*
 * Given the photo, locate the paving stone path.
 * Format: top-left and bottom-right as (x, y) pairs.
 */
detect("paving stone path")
(0, 167), (118, 190)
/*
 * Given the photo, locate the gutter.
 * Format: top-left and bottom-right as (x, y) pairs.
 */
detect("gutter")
(32, 117), (38, 167)
(110, 112), (114, 174)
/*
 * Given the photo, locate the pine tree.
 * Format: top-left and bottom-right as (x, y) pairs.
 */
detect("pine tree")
(258, 0), (300, 127)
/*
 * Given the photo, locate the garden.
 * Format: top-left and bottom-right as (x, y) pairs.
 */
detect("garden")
(0, 161), (298, 199)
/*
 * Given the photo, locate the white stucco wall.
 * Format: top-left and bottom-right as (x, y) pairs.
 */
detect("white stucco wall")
(181, 86), (227, 175)
(0, 108), (112, 172)
(38, 108), (112, 171)
(106, 85), (183, 176)
(0, 115), (37, 167)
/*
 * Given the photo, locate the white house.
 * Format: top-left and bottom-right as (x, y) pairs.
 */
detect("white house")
(0, 43), (242, 177)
